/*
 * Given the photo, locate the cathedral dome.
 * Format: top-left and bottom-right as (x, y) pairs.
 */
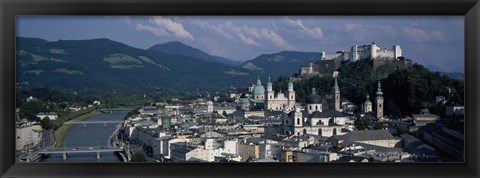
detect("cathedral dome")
(306, 88), (321, 104)
(253, 85), (265, 94)
(306, 94), (321, 104)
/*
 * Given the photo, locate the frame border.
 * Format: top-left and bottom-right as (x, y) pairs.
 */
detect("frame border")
(1, 0), (479, 177)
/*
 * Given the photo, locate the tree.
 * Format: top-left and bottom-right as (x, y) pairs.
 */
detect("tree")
(131, 151), (148, 162)
(373, 122), (386, 130)
(354, 117), (369, 130)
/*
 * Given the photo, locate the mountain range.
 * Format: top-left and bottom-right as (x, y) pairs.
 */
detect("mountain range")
(425, 64), (464, 80)
(16, 37), (464, 91)
(16, 37), (314, 91)
(148, 41), (242, 67)
(16, 37), (252, 90)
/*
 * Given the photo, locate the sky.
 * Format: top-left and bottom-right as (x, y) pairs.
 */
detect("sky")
(17, 16), (464, 73)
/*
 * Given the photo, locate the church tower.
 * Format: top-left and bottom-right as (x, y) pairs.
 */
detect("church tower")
(333, 75), (341, 111)
(375, 81), (384, 118)
(364, 95), (372, 112)
(287, 77), (296, 111)
(265, 76), (274, 110)
(266, 76), (274, 99)
(293, 105), (303, 127)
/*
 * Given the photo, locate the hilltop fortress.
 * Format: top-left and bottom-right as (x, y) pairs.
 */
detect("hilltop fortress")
(300, 42), (412, 77)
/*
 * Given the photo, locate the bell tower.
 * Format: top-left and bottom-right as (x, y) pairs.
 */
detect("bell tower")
(376, 81), (384, 118)
(287, 77), (296, 111)
(333, 73), (341, 111)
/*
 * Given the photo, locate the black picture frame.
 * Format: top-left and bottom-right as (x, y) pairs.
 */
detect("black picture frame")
(1, 0), (479, 177)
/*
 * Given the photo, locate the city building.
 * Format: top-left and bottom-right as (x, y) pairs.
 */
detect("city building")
(16, 121), (43, 150)
(265, 77), (296, 112)
(36, 112), (58, 121)
(413, 109), (440, 127)
(445, 104), (464, 117)
(238, 76), (296, 113)
(342, 130), (401, 148)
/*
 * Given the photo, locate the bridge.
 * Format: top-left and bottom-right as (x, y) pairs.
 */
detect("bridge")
(98, 109), (133, 113)
(64, 120), (124, 128)
(38, 147), (125, 160)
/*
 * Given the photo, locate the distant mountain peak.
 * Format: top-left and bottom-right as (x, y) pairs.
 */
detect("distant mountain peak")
(148, 41), (241, 66)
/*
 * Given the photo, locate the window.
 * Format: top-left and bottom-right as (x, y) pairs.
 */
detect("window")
(297, 118), (300, 125)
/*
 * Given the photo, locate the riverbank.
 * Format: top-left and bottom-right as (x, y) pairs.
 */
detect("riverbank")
(54, 111), (102, 148)
(108, 123), (123, 147)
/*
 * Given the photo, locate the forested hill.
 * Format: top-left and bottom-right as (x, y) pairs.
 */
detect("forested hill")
(16, 37), (254, 91)
(274, 59), (464, 117)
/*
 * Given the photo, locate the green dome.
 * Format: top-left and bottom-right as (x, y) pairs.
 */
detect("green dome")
(254, 76), (265, 94)
(288, 77), (293, 89)
(254, 85), (265, 94)
(267, 76), (272, 88)
(364, 95), (372, 106)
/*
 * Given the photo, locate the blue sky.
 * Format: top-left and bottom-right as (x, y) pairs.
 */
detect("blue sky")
(17, 16), (464, 73)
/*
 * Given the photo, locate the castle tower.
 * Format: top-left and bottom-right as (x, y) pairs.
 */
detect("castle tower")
(287, 77), (296, 111)
(375, 81), (384, 118)
(393, 45), (402, 59)
(351, 45), (359, 62)
(333, 75), (341, 111)
(370, 42), (378, 59)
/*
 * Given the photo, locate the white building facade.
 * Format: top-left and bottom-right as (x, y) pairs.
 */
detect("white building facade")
(320, 43), (402, 62)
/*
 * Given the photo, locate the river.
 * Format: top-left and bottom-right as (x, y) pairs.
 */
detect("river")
(38, 110), (129, 162)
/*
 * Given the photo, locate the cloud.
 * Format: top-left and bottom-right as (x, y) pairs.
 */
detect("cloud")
(122, 16), (131, 26)
(191, 19), (290, 48)
(402, 26), (446, 42)
(242, 26), (290, 48)
(191, 20), (236, 41)
(136, 24), (169, 37)
(148, 17), (194, 40)
(136, 16), (194, 40)
(343, 23), (397, 41)
(283, 17), (324, 39)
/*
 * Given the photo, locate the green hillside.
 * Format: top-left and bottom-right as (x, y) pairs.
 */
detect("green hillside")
(16, 37), (254, 91)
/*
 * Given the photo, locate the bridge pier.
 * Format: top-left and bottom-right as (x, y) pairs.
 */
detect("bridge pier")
(97, 151), (100, 159)
(104, 122), (106, 128)
(63, 152), (67, 160)
(83, 123), (86, 128)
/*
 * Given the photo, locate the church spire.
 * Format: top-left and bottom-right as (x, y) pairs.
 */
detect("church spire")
(288, 76), (293, 91)
(256, 75), (262, 86)
(376, 81), (383, 99)
(333, 72), (341, 111)
(266, 75), (272, 91)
